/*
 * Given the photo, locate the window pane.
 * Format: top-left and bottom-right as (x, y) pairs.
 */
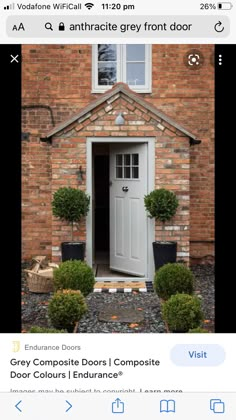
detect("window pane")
(127, 63), (145, 86)
(132, 167), (139, 179)
(132, 154), (139, 165)
(116, 154), (122, 165)
(124, 154), (131, 166)
(98, 44), (117, 61)
(127, 45), (145, 61)
(124, 167), (131, 178)
(116, 167), (123, 178)
(98, 63), (117, 85)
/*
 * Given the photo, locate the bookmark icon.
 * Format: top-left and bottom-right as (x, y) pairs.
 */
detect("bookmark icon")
(160, 399), (176, 413)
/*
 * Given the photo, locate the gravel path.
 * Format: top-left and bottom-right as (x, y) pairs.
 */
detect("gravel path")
(22, 264), (215, 333)
(192, 264), (215, 332)
(77, 293), (166, 333)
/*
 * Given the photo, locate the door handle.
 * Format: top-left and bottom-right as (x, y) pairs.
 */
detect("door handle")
(122, 186), (129, 192)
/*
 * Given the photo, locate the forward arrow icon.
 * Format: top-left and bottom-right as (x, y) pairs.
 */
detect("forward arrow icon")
(66, 400), (72, 412)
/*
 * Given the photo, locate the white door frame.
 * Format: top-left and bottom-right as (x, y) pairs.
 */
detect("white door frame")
(86, 137), (155, 281)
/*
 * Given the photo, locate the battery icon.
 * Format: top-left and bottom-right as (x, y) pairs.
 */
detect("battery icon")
(218, 2), (233, 9)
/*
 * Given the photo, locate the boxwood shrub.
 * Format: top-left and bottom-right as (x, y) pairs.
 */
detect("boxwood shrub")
(162, 293), (203, 332)
(48, 289), (87, 332)
(54, 260), (95, 296)
(154, 263), (194, 300)
(29, 326), (66, 333)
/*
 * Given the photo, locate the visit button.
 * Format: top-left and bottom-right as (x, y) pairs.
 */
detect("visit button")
(171, 344), (225, 366)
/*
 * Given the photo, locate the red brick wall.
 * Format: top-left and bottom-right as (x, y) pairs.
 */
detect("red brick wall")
(149, 45), (215, 262)
(22, 108), (52, 259)
(51, 94), (190, 263)
(22, 44), (214, 262)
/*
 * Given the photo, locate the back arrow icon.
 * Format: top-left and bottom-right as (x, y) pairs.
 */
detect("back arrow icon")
(66, 400), (72, 412)
(15, 400), (22, 412)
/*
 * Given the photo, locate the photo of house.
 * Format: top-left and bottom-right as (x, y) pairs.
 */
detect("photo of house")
(22, 44), (214, 333)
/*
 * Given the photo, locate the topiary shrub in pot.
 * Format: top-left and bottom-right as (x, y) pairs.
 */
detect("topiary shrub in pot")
(162, 293), (203, 333)
(48, 289), (87, 332)
(144, 188), (179, 270)
(154, 263), (194, 300)
(54, 260), (95, 296)
(52, 187), (90, 261)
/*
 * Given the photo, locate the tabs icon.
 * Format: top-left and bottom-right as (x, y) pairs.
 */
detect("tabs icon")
(210, 399), (225, 414)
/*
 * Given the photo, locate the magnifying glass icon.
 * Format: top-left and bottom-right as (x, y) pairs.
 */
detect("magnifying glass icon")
(45, 22), (53, 31)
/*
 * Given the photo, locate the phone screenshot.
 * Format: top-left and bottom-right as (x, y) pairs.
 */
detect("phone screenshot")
(0, 0), (235, 418)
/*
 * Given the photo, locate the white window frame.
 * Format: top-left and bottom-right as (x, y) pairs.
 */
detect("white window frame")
(92, 45), (152, 93)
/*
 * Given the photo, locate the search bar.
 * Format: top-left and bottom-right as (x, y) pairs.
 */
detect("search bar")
(7, 15), (230, 38)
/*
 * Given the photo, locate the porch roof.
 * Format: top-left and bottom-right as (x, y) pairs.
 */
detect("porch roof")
(42, 83), (201, 145)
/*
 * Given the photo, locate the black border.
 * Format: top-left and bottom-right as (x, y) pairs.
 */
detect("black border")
(1, 45), (21, 333)
(215, 45), (235, 333)
(1, 44), (235, 333)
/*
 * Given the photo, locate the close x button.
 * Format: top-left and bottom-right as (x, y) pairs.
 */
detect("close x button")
(10, 54), (19, 63)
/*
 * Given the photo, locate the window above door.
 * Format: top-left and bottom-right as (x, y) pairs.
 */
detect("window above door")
(92, 44), (152, 93)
